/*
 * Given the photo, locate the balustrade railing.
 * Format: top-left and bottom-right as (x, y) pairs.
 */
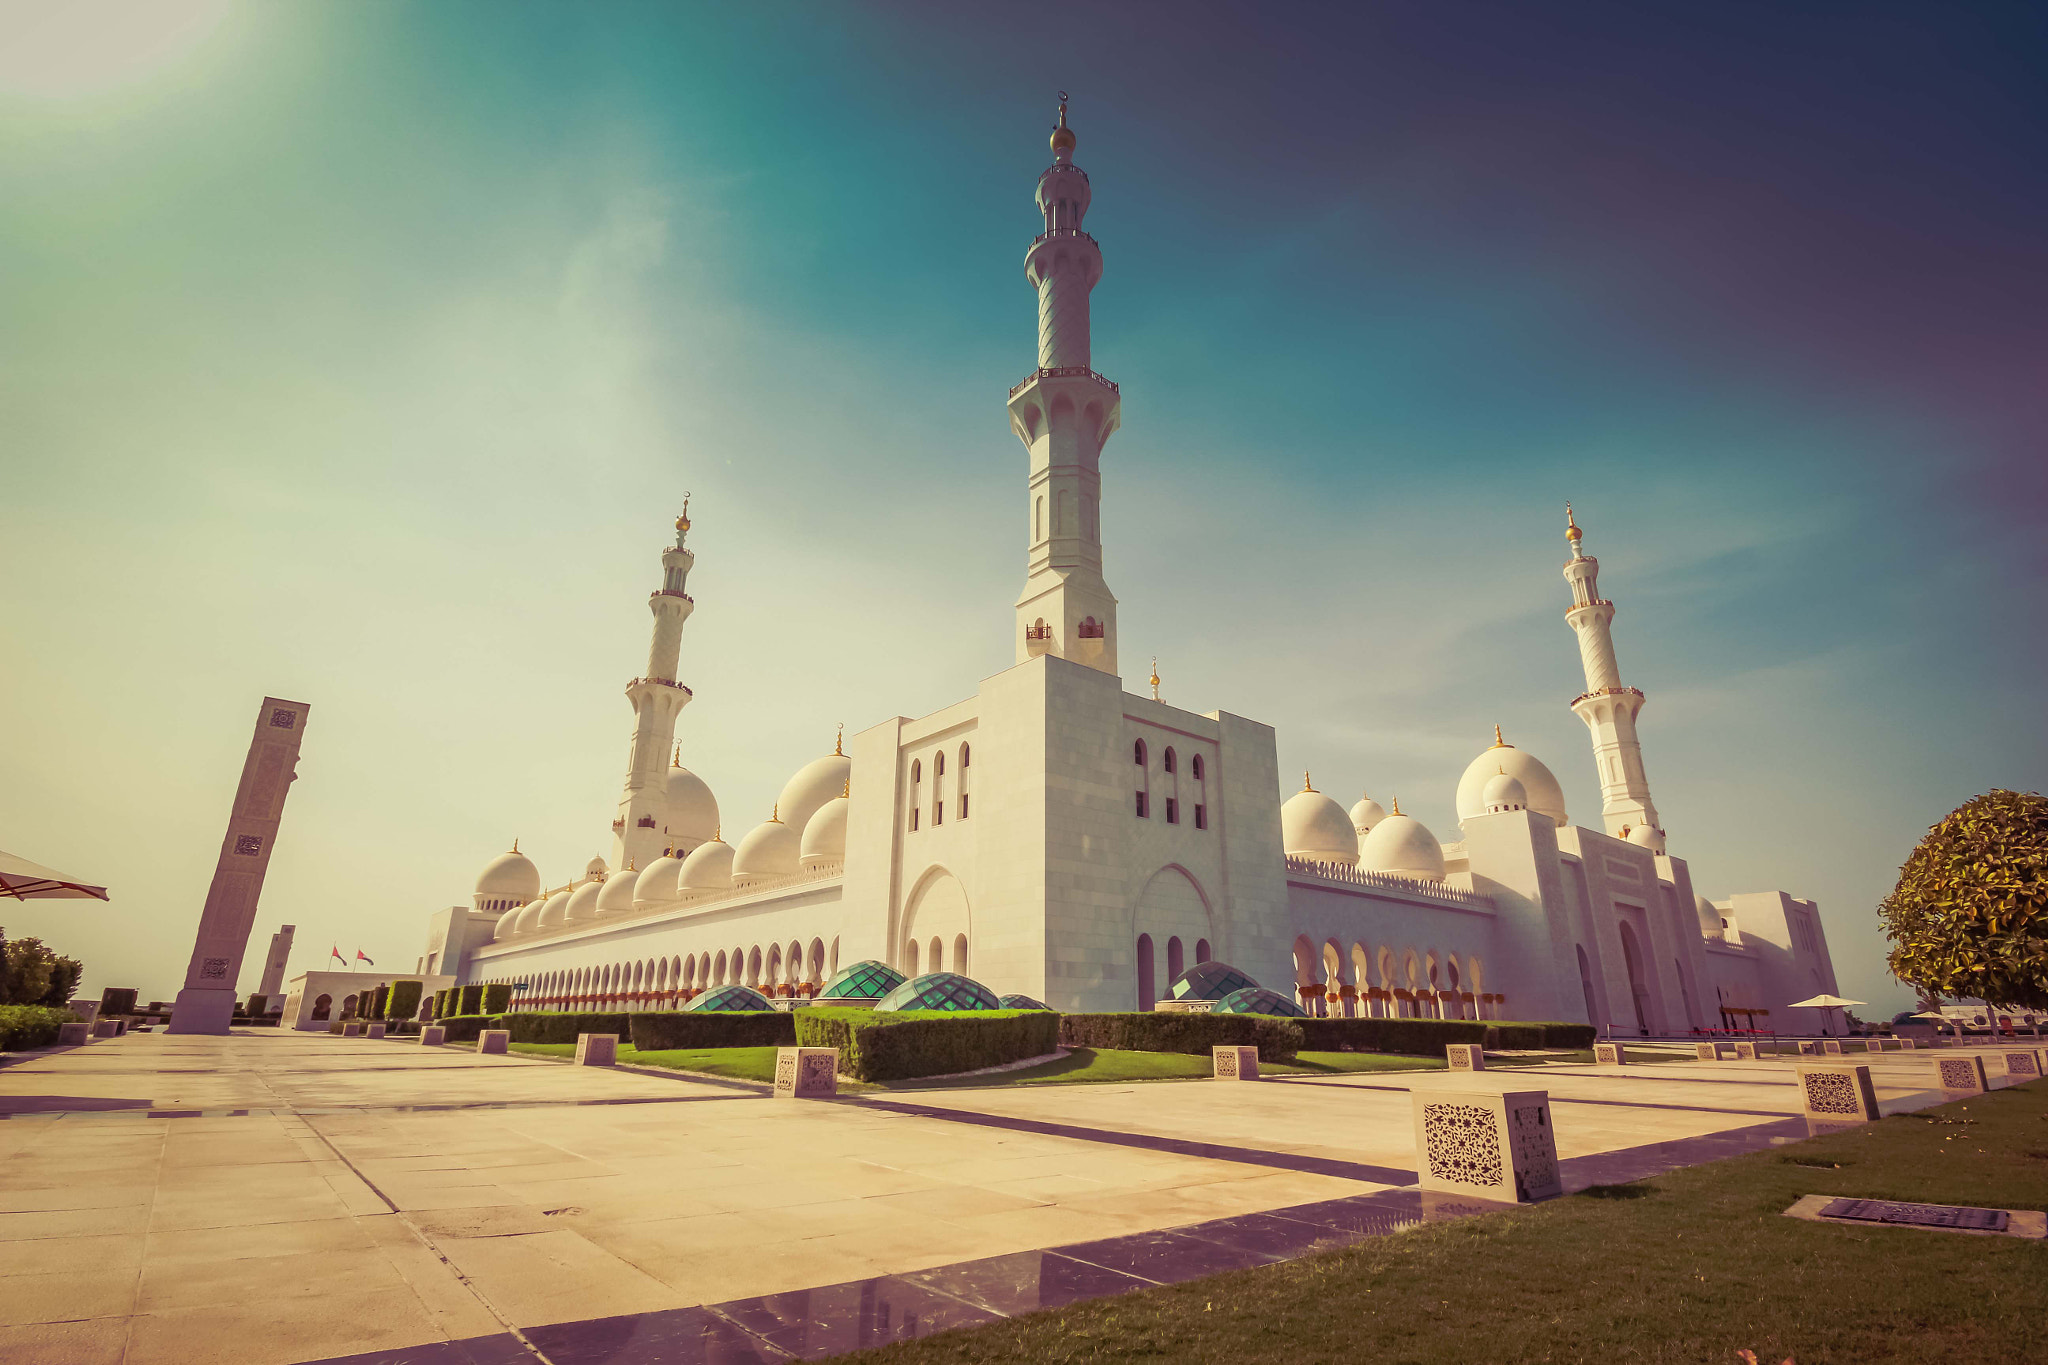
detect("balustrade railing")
(1009, 366), (1120, 399)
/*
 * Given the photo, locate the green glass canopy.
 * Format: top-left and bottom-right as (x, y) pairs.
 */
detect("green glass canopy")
(1210, 986), (1309, 1018)
(684, 984), (774, 1012)
(818, 960), (907, 1001)
(874, 972), (1002, 1012)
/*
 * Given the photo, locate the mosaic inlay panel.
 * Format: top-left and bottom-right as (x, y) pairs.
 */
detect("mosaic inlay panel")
(1803, 1071), (1860, 1116)
(1422, 1102), (1502, 1189)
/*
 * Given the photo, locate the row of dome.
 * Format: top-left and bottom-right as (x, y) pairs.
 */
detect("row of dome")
(1279, 731), (1655, 880)
(475, 745), (855, 939)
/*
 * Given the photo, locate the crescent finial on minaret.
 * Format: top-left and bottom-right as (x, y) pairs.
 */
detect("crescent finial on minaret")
(1051, 91), (1075, 158)
(1565, 501), (1582, 543)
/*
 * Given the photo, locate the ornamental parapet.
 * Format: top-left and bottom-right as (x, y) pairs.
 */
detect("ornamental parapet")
(1009, 365), (1120, 399)
(1283, 856), (1494, 911)
(625, 677), (694, 696)
(1031, 228), (1098, 248)
(1565, 598), (1614, 616)
(651, 589), (694, 602)
(1570, 685), (1644, 707)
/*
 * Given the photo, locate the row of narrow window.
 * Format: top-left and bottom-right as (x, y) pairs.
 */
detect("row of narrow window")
(908, 743), (970, 832)
(1133, 740), (1208, 830)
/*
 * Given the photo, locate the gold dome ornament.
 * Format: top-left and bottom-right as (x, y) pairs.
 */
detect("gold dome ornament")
(1149, 657), (1160, 701)
(1050, 92), (1076, 156)
(1492, 724), (1510, 748)
(676, 492), (692, 535)
(1565, 502), (1582, 543)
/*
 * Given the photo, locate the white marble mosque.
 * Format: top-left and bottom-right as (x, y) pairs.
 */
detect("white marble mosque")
(417, 101), (1841, 1038)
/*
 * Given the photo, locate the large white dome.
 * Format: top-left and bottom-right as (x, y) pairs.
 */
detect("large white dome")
(595, 867), (638, 915)
(536, 888), (572, 930)
(776, 749), (852, 837)
(1695, 894), (1722, 936)
(474, 845), (540, 900)
(800, 795), (848, 866)
(1350, 794), (1387, 835)
(1281, 780), (1359, 867)
(565, 879), (603, 923)
(634, 854), (684, 909)
(733, 817), (801, 880)
(678, 837), (735, 891)
(1359, 812), (1447, 882)
(664, 763), (719, 847)
(1455, 735), (1567, 829)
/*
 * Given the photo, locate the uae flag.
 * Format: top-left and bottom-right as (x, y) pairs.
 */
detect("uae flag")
(330, 946), (346, 966)
(356, 950), (375, 967)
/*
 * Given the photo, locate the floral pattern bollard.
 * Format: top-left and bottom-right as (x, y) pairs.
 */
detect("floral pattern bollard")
(1445, 1043), (1485, 1072)
(574, 1033), (617, 1066)
(774, 1046), (839, 1098)
(1212, 1045), (1260, 1080)
(1934, 1055), (1987, 1094)
(419, 1025), (446, 1046)
(341, 1022), (362, 1037)
(1821, 1039), (1844, 1055)
(1796, 1065), (1880, 1121)
(478, 1029), (509, 1055)
(1734, 1042), (1757, 1060)
(1412, 1089), (1561, 1204)
(1796, 1040), (1819, 1055)
(58, 1021), (90, 1045)
(2001, 1050), (2041, 1082)
(1594, 1043), (1627, 1065)
(367, 1022), (387, 1039)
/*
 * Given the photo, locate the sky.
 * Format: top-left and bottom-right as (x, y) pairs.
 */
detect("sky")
(2, 1), (2043, 1020)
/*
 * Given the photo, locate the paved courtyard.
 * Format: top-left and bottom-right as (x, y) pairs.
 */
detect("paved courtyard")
(0, 1030), (1996, 1364)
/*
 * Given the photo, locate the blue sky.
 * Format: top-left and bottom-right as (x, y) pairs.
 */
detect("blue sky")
(3, 1), (2042, 1017)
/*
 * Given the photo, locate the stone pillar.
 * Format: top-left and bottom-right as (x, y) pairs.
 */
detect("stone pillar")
(1446, 1044), (1486, 1072)
(1796, 1065), (1879, 1121)
(1897, 1037), (1915, 1050)
(420, 1025), (446, 1046)
(1934, 1055), (1987, 1094)
(1999, 1050), (2040, 1082)
(91, 1019), (121, 1038)
(1796, 1040), (1819, 1055)
(341, 1022), (362, 1037)
(1594, 1042), (1627, 1065)
(58, 1021), (90, 1045)
(1734, 1042), (1757, 1060)
(1821, 1039), (1843, 1055)
(774, 1046), (839, 1097)
(478, 1029), (509, 1055)
(366, 1022), (386, 1039)
(575, 1033), (617, 1066)
(256, 925), (296, 999)
(169, 697), (309, 1034)
(1695, 1042), (1718, 1061)
(1412, 1089), (1562, 1204)
(1212, 1045), (1260, 1080)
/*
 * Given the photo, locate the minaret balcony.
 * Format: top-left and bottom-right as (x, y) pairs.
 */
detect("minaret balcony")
(625, 677), (693, 696)
(651, 589), (694, 602)
(1031, 228), (1098, 248)
(1570, 685), (1643, 706)
(1009, 365), (1120, 399)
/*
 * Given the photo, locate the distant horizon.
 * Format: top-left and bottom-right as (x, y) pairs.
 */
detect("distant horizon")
(4, 1), (2043, 1021)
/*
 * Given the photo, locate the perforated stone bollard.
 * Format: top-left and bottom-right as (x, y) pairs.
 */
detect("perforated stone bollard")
(1212, 1045), (1261, 1080)
(2001, 1050), (2041, 1082)
(774, 1046), (840, 1098)
(1412, 1088), (1562, 1204)
(1934, 1054), (1987, 1094)
(575, 1033), (617, 1066)
(419, 1026), (446, 1046)
(91, 1019), (121, 1039)
(367, 1022), (387, 1039)
(1796, 1040), (1819, 1055)
(1696, 1042), (1718, 1061)
(1734, 1042), (1757, 1060)
(478, 1029), (509, 1055)
(341, 1022), (362, 1037)
(58, 1021), (90, 1045)
(1797, 1065), (1880, 1121)
(1821, 1039), (1843, 1055)
(1594, 1043), (1627, 1065)
(1445, 1043), (1486, 1072)
(1897, 1038), (1915, 1050)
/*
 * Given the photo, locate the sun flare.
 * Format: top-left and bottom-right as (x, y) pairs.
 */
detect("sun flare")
(0, 0), (231, 99)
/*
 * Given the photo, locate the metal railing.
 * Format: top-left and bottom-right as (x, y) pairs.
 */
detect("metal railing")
(1009, 366), (1120, 399)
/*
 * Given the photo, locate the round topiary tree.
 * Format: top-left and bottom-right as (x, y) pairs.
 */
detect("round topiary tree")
(1881, 789), (2048, 1011)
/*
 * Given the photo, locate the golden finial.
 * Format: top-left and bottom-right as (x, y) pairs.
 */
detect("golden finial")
(1390, 795), (1402, 815)
(714, 824), (721, 842)
(1303, 770), (1315, 793)
(834, 723), (844, 757)
(1492, 724), (1508, 748)
(1565, 502), (1581, 543)
(511, 837), (519, 853)
(842, 775), (851, 799)
(626, 858), (635, 872)
(676, 493), (692, 535)
(1149, 657), (1160, 701)
(672, 742), (682, 768)
(1050, 91), (1076, 156)
(770, 803), (781, 823)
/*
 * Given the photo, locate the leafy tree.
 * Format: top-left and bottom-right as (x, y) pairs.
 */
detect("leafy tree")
(1, 936), (59, 1008)
(1881, 789), (2048, 1011)
(36, 957), (83, 1008)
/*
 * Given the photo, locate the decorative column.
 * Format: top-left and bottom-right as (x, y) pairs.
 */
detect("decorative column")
(613, 505), (698, 871)
(1010, 95), (1122, 676)
(168, 697), (309, 1034)
(1561, 505), (1664, 848)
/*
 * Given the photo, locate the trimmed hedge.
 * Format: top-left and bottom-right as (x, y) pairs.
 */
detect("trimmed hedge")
(437, 1013), (501, 1043)
(482, 983), (513, 1014)
(0, 1005), (81, 1050)
(1484, 1021), (1598, 1050)
(1060, 1011), (1304, 1061)
(431, 988), (450, 1019)
(500, 1011), (634, 1045)
(458, 984), (484, 1015)
(1296, 1017), (1487, 1054)
(386, 980), (423, 1021)
(100, 988), (137, 1018)
(630, 1011), (795, 1051)
(798, 1007), (1060, 1082)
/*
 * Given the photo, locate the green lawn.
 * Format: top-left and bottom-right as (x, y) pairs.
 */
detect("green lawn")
(834, 1081), (2048, 1365)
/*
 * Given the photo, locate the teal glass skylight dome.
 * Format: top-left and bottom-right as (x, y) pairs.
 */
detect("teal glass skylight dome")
(684, 984), (774, 1012)
(998, 993), (1051, 1011)
(1211, 986), (1308, 1017)
(818, 960), (906, 1002)
(1168, 960), (1259, 1003)
(874, 972), (1001, 1012)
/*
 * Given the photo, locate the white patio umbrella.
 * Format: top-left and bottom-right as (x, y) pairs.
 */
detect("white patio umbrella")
(1788, 992), (1865, 1035)
(0, 849), (109, 901)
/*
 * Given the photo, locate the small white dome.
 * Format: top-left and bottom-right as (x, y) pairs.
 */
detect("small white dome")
(1350, 794), (1387, 835)
(1281, 781), (1359, 867)
(733, 817), (801, 880)
(800, 795), (848, 865)
(776, 750), (852, 837)
(565, 879), (603, 923)
(634, 853), (684, 908)
(1694, 894), (1722, 936)
(584, 855), (608, 879)
(1359, 812), (1447, 882)
(1456, 734), (1567, 829)
(678, 837), (735, 891)
(1625, 823), (1663, 851)
(474, 846), (541, 900)
(1481, 771), (1528, 812)
(536, 888), (572, 929)
(595, 868), (637, 914)
(664, 764), (719, 847)
(495, 898), (535, 941)
(507, 898), (546, 937)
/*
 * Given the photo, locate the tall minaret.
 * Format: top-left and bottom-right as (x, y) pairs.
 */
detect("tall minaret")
(1010, 94), (1121, 676)
(612, 503), (697, 871)
(1561, 504), (1664, 849)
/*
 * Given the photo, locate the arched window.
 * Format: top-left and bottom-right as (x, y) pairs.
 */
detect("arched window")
(1133, 740), (1150, 818)
(1162, 747), (1175, 774)
(905, 939), (920, 975)
(1035, 496), (1044, 541)
(830, 936), (840, 976)
(1166, 936), (1184, 983)
(1133, 740), (1147, 765)
(1193, 753), (1208, 830)
(932, 750), (946, 825)
(312, 994), (331, 1021)
(1136, 934), (1155, 1012)
(958, 743), (971, 820)
(929, 936), (942, 972)
(952, 933), (968, 974)
(1195, 938), (1211, 965)
(909, 760), (922, 831)
(1164, 747), (1180, 824)
(714, 950), (727, 984)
